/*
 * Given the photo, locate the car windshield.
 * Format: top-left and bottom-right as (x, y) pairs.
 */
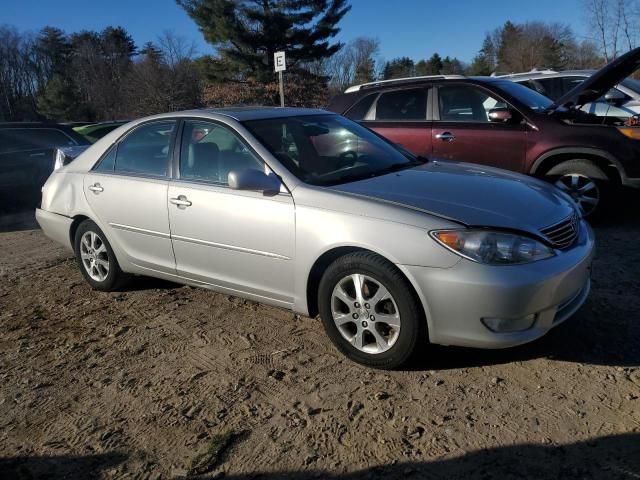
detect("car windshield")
(494, 80), (555, 111)
(243, 114), (424, 186)
(621, 77), (640, 94)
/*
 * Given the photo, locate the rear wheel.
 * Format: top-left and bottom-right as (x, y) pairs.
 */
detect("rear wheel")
(318, 252), (425, 369)
(74, 220), (127, 291)
(545, 159), (612, 218)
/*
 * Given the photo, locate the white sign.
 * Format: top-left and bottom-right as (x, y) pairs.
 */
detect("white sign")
(274, 51), (286, 72)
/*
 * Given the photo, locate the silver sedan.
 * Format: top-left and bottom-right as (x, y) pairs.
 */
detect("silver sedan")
(36, 108), (594, 369)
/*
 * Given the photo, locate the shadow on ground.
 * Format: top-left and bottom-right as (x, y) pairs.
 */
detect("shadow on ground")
(1, 433), (638, 479)
(0, 452), (127, 480)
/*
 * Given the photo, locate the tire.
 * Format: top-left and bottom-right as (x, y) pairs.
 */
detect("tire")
(74, 219), (127, 291)
(317, 251), (426, 369)
(545, 159), (613, 219)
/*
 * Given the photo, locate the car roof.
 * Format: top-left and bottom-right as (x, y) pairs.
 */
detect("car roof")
(344, 75), (468, 92)
(189, 107), (329, 121)
(498, 70), (596, 80)
(0, 122), (77, 128)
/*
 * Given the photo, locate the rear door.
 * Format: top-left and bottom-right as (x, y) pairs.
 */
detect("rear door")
(83, 120), (177, 274)
(432, 84), (526, 171)
(354, 87), (432, 157)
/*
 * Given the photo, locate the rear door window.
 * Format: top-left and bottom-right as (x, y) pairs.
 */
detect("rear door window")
(114, 121), (176, 177)
(94, 146), (117, 172)
(374, 88), (427, 121)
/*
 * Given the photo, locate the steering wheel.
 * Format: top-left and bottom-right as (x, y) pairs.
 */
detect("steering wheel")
(337, 150), (358, 168)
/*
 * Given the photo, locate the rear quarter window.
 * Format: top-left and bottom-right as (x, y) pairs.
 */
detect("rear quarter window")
(344, 94), (377, 121)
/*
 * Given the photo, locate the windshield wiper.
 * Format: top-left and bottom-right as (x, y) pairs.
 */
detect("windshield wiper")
(316, 157), (428, 186)
(373, 157), (427, 176)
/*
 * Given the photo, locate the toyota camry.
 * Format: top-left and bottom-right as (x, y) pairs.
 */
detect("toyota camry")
(36, 108), (594, 369)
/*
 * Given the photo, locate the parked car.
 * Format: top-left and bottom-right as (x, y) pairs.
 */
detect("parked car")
(498, 69), (640, 118)
(37, 107), (593, 369)
(327, 48), (640, 218)
(74, 121), (129, 143)
(0, 122), (89, 204)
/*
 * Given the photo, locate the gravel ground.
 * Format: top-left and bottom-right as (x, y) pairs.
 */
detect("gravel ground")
(0, 202), (639, 479)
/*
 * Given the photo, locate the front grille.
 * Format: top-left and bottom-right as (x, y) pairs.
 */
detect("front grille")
(540, 212), (580, 249)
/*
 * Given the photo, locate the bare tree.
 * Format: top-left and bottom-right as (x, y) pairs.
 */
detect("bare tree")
(0, 27), (46, 120)
(125, 32), (202, 117)
(157, 30), (198, 68)
(324, 37), (380, 94)
(583, 0), (638, 61)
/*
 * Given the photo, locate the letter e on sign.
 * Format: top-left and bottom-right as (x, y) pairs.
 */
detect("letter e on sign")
(274, 51), (286, 72)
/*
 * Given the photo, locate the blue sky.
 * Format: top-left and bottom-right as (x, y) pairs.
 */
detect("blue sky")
(3, 0), (588, 63)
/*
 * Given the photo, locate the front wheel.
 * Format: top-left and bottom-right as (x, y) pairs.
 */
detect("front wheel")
(318, 252), (426, 369)
(545, 159), (612, 218)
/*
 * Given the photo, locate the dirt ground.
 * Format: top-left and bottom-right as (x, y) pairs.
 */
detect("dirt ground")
(1, 202), (639, 479)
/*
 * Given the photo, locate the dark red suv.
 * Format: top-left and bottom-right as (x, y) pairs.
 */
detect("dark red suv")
(328, 48), (640, 217)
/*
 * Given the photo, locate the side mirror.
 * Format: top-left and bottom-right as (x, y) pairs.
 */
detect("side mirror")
(488, 107), (514, 123)
(604, 88), (626, 103)
(228, 168), (282, 193)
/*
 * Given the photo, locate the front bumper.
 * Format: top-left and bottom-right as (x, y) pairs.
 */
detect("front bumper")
(403, 221), (595, 349)
(35, 208), (74, 252)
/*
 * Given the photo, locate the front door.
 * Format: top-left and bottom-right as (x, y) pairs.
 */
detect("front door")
(432, 84), (526, 171)
(83, 120), (177, 274)
(167, 119), (295, 306)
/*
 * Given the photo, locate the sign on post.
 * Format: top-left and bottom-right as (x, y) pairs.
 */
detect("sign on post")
(274, 51), (286, 107)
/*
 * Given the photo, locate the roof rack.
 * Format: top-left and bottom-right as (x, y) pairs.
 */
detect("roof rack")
(344, 75), (466, 93)
(494, 69), (558, 78)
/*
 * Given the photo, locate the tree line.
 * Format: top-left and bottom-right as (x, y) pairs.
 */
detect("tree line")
(0, 25), (202, 122)
(1, 0), (638, 122)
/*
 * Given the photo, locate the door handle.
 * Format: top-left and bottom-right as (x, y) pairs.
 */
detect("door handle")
(435, 132), (456, 142)
(170, 195), (192, 208)
(88, 183), (104, 193)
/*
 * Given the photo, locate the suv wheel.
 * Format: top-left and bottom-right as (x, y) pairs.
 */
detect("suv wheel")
(318, 251), (425, 369)
(545, 159), (611, 218)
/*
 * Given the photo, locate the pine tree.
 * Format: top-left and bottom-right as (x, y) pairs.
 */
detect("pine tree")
(468, 34), (497, 75)
(36, 74), (75, 120)
(177, 0), (351, 82)
(382, 57), (415, 79)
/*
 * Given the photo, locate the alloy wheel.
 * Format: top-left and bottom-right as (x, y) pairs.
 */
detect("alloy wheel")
(554, 173), (600, 217)
(331, 273), (401, 354)
(80, 231), (110, 282)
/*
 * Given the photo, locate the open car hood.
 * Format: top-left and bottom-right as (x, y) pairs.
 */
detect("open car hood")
(550, 47), (640, 110)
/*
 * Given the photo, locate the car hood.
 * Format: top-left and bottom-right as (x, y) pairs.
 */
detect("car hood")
(550, 47), (640, 110)
(329, 160), (577, 235)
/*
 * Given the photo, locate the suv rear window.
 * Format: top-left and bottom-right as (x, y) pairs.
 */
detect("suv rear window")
(375, 88), (427, 121)
(0, 128), (77, 154)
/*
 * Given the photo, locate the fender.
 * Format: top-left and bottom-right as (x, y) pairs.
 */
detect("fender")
(530, 147), (628, 181)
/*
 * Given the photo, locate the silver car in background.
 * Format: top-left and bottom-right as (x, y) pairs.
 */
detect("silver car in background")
(498, 69), (640, 118)
(36, 108), (594, 369)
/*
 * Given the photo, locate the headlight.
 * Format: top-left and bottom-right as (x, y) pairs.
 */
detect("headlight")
(431, 229), (555, 265)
